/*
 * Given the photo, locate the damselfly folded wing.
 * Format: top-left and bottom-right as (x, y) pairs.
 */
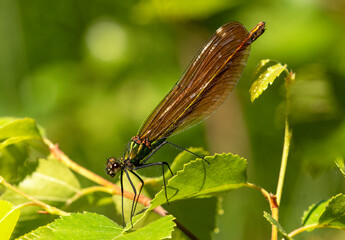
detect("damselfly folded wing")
(138, 22), (256, 142)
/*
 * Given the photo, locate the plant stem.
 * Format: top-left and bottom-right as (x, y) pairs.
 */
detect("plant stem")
(0, 176), (68, 216)
(276, 119), (292, 206)
(287, 223), (344, 238)
(272, 70), (294, 240)
(271, 207), (278, 240)
(245, 183), (278, 209)
(244, 183), (279, 240)
(245, 183), (271, 201)
(287, 223), (318, 238)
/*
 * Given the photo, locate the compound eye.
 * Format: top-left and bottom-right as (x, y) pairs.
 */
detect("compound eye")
(106, 157), (122, 177)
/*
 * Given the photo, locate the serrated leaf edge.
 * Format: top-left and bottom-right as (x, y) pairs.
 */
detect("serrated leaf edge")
(148, 153), (247, 211)
(319, 193), (345, 225)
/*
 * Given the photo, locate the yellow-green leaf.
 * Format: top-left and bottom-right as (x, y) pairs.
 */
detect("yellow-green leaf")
(149, 153), (247, 211)
(0, 200), (20, 240)
(335, 157), (345, 177)
(250, 62), (287, 102)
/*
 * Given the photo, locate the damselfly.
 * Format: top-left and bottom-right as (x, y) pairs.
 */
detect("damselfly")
(106, 21), (266, 226)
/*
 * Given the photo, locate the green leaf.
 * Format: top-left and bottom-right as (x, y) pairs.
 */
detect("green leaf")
(0, 143), (31, 183)
(1, 158), (81, 207)
(122, 211), (158, 231)
(16, 212), (123, 239)
(300, 194), (345, 234)
(17, 212), (175, 240)
(0, 200), (20, 240)
(335, 156), (345, 177)
(0, 118), (43, 149)
(134, 197), (217, 240)
(120, 215), (175, 240)
(147, 147), (209, 183)
(249, 61), (287, 102)
(0, 118), (48, 183)
(1, 158), (81, 237)
(149, 153), (247, 211)
(263, 212), (293, 240)
(0, 117), (18, 126)
(319, 193), (345, 228)
(301, 200), (328, 227)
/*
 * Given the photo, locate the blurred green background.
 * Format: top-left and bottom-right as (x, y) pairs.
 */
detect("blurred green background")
(1, 0), (345, 239)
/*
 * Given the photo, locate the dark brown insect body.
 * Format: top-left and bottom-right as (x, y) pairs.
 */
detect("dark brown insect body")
(106, 21), (266, 227)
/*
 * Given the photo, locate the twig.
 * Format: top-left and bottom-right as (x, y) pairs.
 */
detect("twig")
(245, 182), (271, 201)
(245, 183), (278, 211)
(287, 223), (344, 238)
(287, 223), (318, 238)
(0, 176), (68, 216)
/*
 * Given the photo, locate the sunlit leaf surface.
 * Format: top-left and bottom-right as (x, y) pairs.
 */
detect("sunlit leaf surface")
(301, 194), (345, 231)
(335, 157), (345, 177)
(319, 194), (345, 228)
(0, 118), (43, 150)
(1, 158), (81, 237)
(302, 200), (328, 227)
(0, 200), (20, 240)
(17, 212), (175, 240)
(149, 153), (247, 210)
(249, 61), (287, 102)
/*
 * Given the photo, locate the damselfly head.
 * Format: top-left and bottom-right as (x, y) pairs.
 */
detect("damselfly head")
(106, 157), (122, 177)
